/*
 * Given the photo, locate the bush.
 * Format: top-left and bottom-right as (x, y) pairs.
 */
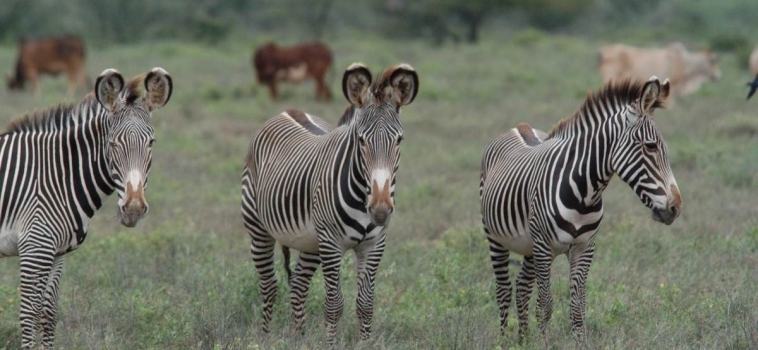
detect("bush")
(709, 33), (749, 52)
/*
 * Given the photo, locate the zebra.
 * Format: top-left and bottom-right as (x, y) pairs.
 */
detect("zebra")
(241, 63), (418, 343)
(0, 67), (172, 349)
(480, 76), (682, 343)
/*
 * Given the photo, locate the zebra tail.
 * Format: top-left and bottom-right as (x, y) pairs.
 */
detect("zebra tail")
(281, 244), (293, 285)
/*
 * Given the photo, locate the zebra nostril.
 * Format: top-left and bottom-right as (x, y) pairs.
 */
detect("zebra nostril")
(670, 206), (678, 216)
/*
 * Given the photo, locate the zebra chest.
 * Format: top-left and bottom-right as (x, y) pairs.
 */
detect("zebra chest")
(339, 212), (385, 251)
(547, 204), (603, 254)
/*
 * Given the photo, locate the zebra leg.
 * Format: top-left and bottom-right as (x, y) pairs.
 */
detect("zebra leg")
(39, 255), (65, 348)
(289, 250), (321, 335)
(515, 254), (536, 343)
(568, 239), (595, 343)
(242, 186), (278, 333)
(18, 242), (56, 349)
(319, 240), (344, 344)
(354, 234), (386, 341)
(533, 245), (555, 335)
(251, 234), (277, 333)
(486, 236), (512, 336)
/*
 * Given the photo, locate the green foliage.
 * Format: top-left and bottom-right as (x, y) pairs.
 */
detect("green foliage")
(709, 33), (749, 53)
(518, 0), (594, 31)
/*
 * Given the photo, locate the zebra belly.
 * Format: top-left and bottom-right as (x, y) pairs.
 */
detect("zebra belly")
(272, 227), (320, 253)
(494, 232), (534, 256)
(0, 226), (19, 257)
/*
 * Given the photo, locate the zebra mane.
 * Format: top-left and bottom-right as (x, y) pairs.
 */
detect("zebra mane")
(547, 79), (664, 139)
(2, 94), (98, 135)
(123, 74), (146, 105)
(3, 74), (145, 135)
(337, 105), (356, 126)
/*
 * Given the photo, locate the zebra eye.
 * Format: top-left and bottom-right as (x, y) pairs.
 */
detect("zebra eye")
(358, 136), (366, 146)
(397, 135), (404, 145)
(149, 139), (156, 147)
(644, 142), (658, 152)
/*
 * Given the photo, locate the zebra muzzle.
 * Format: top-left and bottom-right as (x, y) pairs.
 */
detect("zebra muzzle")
(119, 203), (148, 228)
(368, 178), (393, 226)
(651, 206), (678, 225)
(652, 184), (682, 225)
(119, 181), (149, 227)
(370, 205), (391, 226)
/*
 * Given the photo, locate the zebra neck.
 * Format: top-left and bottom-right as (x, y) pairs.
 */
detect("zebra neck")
(342, 134), (369, 210)
(55, 101), (117, 218)
(556, 122), (616, 209)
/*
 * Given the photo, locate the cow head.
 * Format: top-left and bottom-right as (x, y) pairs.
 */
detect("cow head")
(6, 75), (23, 90)
(671, 44), (721, 96)
(253, 42), (279, 83)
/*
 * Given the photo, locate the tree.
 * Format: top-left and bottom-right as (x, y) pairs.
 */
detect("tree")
(379, 0), (515, 44)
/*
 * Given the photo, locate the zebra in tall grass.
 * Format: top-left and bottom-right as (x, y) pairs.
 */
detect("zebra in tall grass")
(0, 68), (172, 349)
(480, 77), (682, 342)
(241, 63), (418, 343)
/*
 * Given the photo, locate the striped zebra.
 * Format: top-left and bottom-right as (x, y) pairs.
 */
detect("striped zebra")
(480, 77), (682, 343)
(0, 68), (172, 349)
(241, 63), (418, 343)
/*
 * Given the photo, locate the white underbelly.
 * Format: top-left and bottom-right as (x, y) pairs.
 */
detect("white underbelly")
(0, 226), (19, 257)
(495, 232), (534, 256)
(273, 228), (320, 253)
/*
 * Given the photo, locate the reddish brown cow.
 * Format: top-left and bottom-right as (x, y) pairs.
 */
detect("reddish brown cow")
(253, 42), (333, 101)
(7, 36), (89, 96)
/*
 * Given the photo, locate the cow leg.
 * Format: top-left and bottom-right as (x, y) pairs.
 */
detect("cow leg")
(316, 76), (330, 102)
(27, 69), (40, 97)
(268, 82), (278, 101)
(66, 70), (76, 96)
(81, 71), (91, 91)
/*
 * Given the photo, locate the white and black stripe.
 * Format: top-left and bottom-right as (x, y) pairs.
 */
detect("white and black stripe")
(241, 63), (418, 343)
(480, 77), (681, 343)
(0, 67), (172, 349)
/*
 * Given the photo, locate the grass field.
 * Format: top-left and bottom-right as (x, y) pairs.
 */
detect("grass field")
(0, 31), (757, 349)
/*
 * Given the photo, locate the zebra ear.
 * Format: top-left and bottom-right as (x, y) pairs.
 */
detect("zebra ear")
(388, 64), (418, 106)
(342, 63), (372, 107)
(658, 78), (671, 104)
(639, 76), (662, 114)
(95, 69), (125, 112)
(144, 67), (173, 111)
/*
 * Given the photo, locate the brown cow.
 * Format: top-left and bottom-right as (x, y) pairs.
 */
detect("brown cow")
(7, 36), (89, 96)
(252, 42), (333, 101)
(598, 42), (720, 100)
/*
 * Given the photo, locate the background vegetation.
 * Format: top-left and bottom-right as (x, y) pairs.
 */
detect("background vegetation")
(0, 0), (757, 349)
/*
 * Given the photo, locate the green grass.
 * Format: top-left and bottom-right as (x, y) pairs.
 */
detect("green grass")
(1, 32), (757, 349)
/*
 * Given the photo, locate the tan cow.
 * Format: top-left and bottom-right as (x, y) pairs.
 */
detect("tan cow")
(7, 36), (89, 96)
(598, 42), (720, 100)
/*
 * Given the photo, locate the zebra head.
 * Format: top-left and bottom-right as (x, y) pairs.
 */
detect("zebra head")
(612, 76), (681, 225)
(95, 68), (173, 227)
(342, 63), (418, 226)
